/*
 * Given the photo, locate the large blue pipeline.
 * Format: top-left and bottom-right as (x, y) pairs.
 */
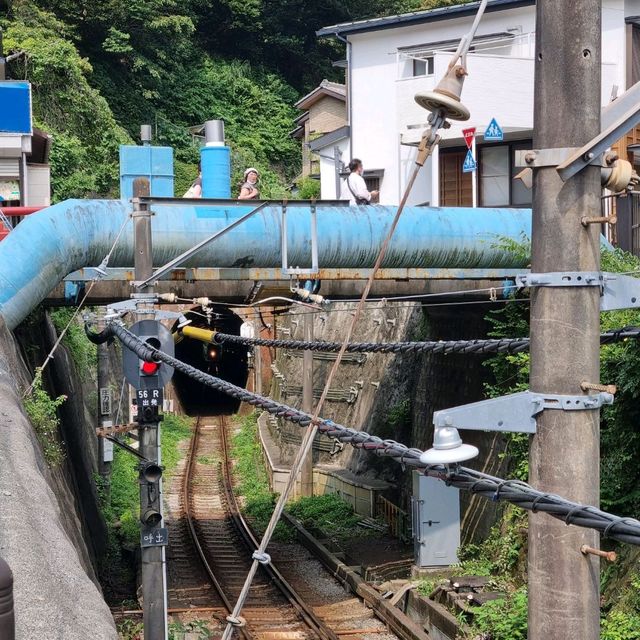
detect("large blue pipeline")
(0, 198), (534, 330)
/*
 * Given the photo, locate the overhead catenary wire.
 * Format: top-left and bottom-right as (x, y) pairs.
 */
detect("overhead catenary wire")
(86, 322), (640, 547)
(212, 326), (640, 355)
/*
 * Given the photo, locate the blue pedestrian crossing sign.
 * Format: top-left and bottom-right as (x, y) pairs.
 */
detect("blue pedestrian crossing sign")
(462, 150), (477, 173)
(484, 118), (504, 141)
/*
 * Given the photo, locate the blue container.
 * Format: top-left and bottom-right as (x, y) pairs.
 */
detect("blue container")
(119, 145), (174, 199)
(201, 146), (231, 198)
(0, 81), (32, 134)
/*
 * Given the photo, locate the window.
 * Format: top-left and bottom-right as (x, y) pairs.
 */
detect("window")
(364, 176), (380, 193)
(412, 57), (434, 77)
(478, 141), (532, 207)
(480, 146), (510, 206)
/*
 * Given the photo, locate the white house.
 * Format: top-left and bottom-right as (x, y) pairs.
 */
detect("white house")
(314, 0), (640, 206)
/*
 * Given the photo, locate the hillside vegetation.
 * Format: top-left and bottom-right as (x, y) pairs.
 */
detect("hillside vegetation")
(1, 0), (460, 201)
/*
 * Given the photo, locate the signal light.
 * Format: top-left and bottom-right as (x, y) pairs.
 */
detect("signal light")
(141, 360), (160, 375)
(205, 344), (221, 362)
(141, 508), (162, 527)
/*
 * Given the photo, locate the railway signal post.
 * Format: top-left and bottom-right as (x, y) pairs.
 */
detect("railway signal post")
(130, 177), (170, 640)
(528, 3), (602, 638)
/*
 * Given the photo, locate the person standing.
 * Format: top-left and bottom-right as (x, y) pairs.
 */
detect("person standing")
(238, 167), (260, 199)
(340, 158), (379, 205)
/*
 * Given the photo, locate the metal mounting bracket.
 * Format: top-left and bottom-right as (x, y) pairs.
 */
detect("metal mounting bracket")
(515, 148), (580, 169)
(281, 202), (319, 276)
(433, 390), (614, 435)
(516, 272), (640, 312)
(106, 297), (186, 321)
(601, 273), (640, 311)
(558, 80), (640, 181)
(516, 271), (603, 289)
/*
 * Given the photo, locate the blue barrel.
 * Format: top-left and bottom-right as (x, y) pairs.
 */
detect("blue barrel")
(201, 146), (231, 198)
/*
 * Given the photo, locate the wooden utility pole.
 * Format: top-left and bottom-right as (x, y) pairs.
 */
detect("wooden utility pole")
(300, 312), (314, 496)
(528, 3), (601, 639)
(133, 177), (168, 640)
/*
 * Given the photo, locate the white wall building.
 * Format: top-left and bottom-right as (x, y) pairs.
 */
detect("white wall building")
(315, 0), (640, 206)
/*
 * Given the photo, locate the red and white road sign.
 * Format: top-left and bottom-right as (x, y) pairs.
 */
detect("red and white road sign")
(462, 127), (476, 149)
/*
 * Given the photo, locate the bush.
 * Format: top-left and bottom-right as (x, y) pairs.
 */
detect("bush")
(470, 588), (528, 640)
(287, 493), (363, 541)
(49, 308), (97, 375)
(296, 177), (321, 200)
(601, 610), (640, 640)
(23, 369), (66, 467)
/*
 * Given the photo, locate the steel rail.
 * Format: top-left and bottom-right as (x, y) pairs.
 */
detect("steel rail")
(87, 322), (640, 547)
(217, 416), (341, 640)
(182, 417), (252, 639)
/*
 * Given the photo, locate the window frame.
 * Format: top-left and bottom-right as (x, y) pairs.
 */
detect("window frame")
(478, 140), (532, 208)
(411, 56), (434, 78)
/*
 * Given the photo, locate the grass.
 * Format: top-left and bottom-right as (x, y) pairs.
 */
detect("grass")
(230, 412), (293, 540)
(230, 412), (376, 544)
(102, 414), (193, 549)
(49, 307), (97, 375)
(287, 493), (364, 541)
(117, 619), (210, 640)
(23, 369), (66, 467)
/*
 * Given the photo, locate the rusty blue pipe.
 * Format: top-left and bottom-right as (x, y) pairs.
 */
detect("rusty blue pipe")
(0, 199), (534, 330)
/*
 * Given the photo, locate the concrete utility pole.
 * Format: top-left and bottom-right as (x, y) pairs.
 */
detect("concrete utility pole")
(300, 313), (314, 496)
(528, 3), (601, 639)
(133, 178), (168, 640)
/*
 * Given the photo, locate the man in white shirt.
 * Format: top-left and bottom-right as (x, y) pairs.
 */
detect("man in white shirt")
(340, 158), (379, 205)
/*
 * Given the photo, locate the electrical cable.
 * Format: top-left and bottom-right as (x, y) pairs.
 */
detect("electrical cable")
(86, 321), (640, 547)
(217, 295), (532, 322)
(212, 326), (640, 355)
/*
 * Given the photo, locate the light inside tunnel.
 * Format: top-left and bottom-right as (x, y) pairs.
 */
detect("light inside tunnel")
(171, 305), (248, 415)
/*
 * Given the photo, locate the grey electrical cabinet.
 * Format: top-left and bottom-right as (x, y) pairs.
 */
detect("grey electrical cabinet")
(412, 472), (460, 567)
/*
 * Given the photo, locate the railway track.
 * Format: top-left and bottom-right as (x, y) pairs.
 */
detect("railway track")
(166, 414), (402, 640)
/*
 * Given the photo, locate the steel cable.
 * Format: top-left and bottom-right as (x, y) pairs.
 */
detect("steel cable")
(87, 321), (640, 547)
(212, 326), (640, 355)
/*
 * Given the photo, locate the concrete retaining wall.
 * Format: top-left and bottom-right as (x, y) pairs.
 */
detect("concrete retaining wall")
(0, 317), (117, 639)
(258, 412), (387, 516)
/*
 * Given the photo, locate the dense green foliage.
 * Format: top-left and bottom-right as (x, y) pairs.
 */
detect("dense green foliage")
(287, 493), (364, 540)
(485, 244), (640, 516)
(49, 308), (97, 374)
(2, 0), (468, 201)
(469, 588), (528, 640)
(23, 369), (66, 466)
(103, 413), (192, 547)
(478, 240), (640, 636)
(297, 177), (321, 200)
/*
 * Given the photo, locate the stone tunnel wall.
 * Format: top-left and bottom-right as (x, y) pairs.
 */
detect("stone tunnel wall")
(267, 300), (510, 543)
(0, 315), (117, 639)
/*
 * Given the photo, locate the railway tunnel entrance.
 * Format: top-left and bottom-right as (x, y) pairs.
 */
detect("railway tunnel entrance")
(171, 305), (249, 415)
